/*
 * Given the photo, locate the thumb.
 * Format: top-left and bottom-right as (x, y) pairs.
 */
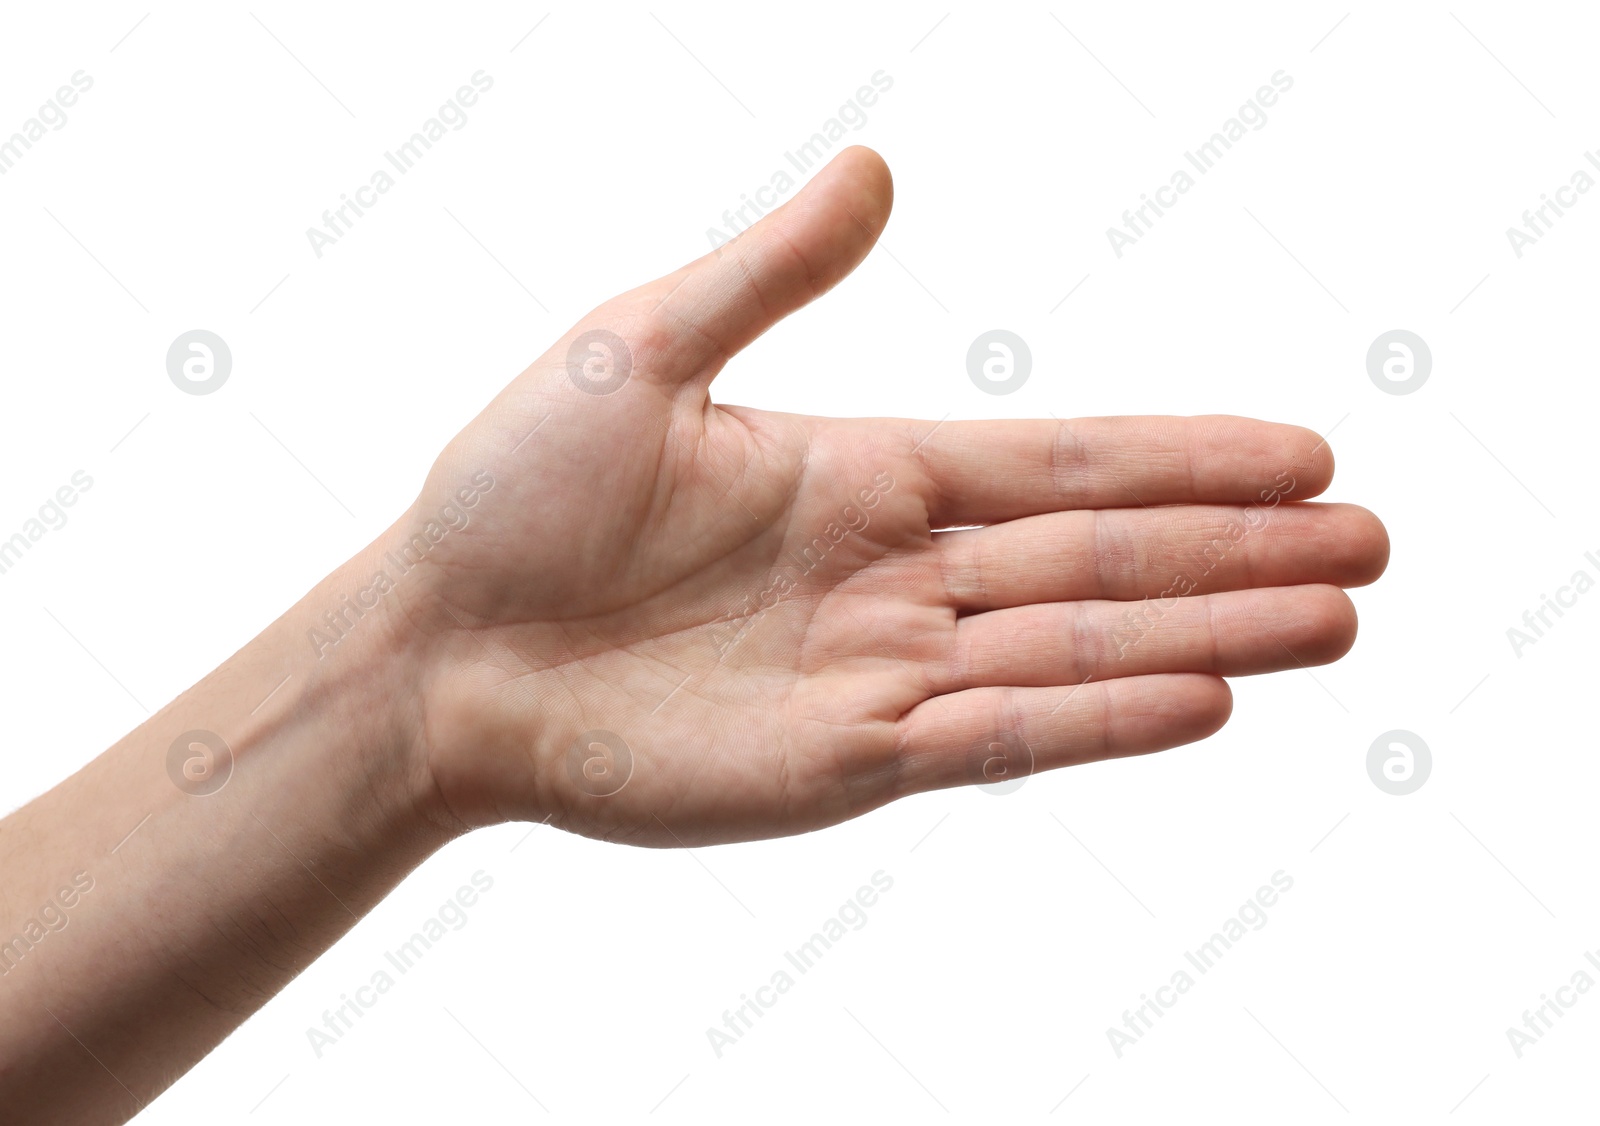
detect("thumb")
(615, 145), (893, 385)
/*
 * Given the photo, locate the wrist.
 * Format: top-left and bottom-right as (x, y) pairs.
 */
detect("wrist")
(279, 531), (465, 845)
(321, 493), (565, 835)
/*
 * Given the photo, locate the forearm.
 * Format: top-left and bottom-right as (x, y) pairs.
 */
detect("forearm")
(0, 532), (455, 1123)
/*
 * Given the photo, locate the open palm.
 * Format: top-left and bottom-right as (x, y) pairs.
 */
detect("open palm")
(400, 147), (1388, 846)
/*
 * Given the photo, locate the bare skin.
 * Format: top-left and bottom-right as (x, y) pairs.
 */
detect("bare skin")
(0, 146), (1387, 1122)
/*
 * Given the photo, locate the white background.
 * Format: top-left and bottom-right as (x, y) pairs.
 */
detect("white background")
(0, 2), (1594, 1122)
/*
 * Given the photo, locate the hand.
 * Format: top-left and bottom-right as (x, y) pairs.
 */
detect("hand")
(0, 144), (1390, 1123)
(390, 146), (1388, 846)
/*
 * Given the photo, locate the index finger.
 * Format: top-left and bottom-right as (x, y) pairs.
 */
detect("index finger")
(895, 414), (1335, 527)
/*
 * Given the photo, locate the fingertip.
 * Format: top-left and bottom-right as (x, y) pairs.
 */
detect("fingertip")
(1345, 504), (1391, 586)
(1288, 423), (1336, 499)
(1142, 673), (1232, 747)
(1185, 673), (1234, 739)
(1300, 584), (1361, 663)
(619, 146), (898, 384)
(830, 145), (894, 230)
(791, 145), (894, 267)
